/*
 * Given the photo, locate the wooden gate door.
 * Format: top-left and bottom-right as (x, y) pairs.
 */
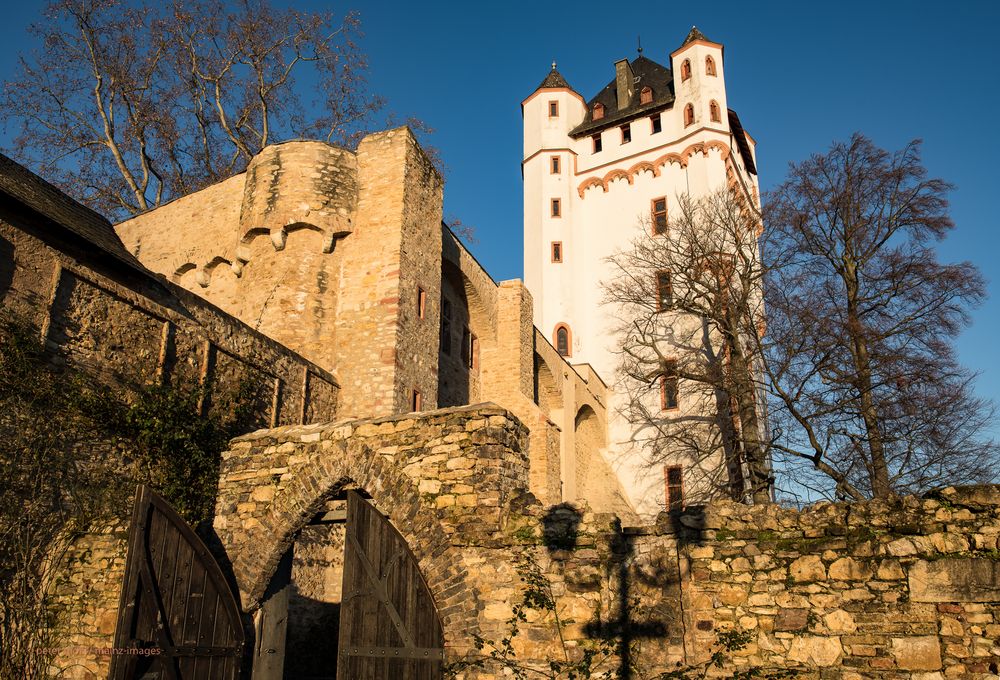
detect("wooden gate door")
(109, 485), (245, 680)
(337, 490), (444, 679)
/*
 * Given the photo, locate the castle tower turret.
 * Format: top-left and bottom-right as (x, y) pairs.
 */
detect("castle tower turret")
(522, 65), (586, 334)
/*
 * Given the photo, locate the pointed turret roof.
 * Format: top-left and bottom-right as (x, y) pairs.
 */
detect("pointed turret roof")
(682, 26), (709, 46)
(535, 62), (573, 91)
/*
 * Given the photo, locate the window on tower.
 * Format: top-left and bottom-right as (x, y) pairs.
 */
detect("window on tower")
(551, 156), (561, 174)
(651, 197), (667, 234)
(705, 56), (716, 76)
(640, 86), (653, 104)
(412, 388), (422, 412)
(621, 124), (631, 144)
(650, 115), (662, 134)
(592, 134), (602, 153)
(417, 286), (426, 319)
(660, 360), (679, 410)
(656, 271), (672, 311)
(549, 100), (559, 117)
(551, 241), (563, 263)
(593, 102), (605, 120)
(665, 465), (684, 510)
(681, 59), (692, 81)
(710, 100), (721, 123)
(555, 324), (571, 357)
(551, 198), (561, 217)
(684, 104), (695, 127)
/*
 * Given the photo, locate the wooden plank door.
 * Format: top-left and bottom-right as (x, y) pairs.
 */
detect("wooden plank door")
(250, 549), (292, 680)
(336, 491), (444, 679)
(109, 486), (245, 680)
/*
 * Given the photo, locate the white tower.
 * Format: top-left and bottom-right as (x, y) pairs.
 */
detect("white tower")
(522, 28), (761, 517)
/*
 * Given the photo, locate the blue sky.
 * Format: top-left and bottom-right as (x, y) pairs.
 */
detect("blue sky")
(2, 0), (998, 415)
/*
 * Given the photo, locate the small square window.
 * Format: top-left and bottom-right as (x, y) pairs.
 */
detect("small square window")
(651, 197), (667, 234)
(621, 124), (631, 144)
(551, 156), (561, 174)
(417, 286), (426, 319)
(592, 134), (602, 153)
(548, 100), (559, 117)
(650, 115), (662, 134)
(551, 241), (563, 263)
(551, 198), (561, 218)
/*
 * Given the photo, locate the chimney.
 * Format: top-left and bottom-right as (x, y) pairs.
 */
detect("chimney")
(614, 58), (634, 110)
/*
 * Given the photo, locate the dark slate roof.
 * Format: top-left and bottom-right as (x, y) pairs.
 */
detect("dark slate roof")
(0, 152), (145, 268)
(682, 26), (710, 46)
(569, 55), (675, 138)
(727, 109), (758, 176)
(536, 66), (573, 91)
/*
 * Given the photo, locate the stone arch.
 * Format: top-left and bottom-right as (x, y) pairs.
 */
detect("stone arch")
(533, 354), (561, 416)
(573, 404), (607, 506)
(171, 262), (197, 283)
(439, 258), (496, 407)
(224, 436), (480, 648)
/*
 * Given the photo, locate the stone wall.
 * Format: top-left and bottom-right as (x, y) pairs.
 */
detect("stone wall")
(676, 485), (1000, 678)
(0, 191), (338, 428)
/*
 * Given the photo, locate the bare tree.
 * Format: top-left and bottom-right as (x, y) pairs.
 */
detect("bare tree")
(2, 0), (384, 218)
(763, 133), (997, 500)
(605, 190), (773, 505)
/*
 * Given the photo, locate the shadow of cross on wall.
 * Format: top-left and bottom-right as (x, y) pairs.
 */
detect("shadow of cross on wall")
(541, 505), (674, 680)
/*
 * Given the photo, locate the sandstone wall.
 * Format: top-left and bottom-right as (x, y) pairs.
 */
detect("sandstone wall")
(0, 190), (338, 427)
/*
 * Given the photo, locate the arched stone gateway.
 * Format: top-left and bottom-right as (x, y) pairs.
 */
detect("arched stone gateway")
(213, 404), (530, 669)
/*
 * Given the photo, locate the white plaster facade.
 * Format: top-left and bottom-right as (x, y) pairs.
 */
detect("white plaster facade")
(522, 29), (761, 517)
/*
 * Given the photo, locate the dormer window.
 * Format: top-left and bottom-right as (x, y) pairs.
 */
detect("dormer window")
(549, 100), (559, 117)
(684, 104), (695, 127)
(681, 59), (692, 81)
(706, 56), (717, 76)
(710, 100), (721, 123)
(640, 86), (653, 104)
(593, 103), (605, 120)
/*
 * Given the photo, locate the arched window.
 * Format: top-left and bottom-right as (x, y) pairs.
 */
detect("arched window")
(593, 103), (605, 120)
(705, 56), (716, 76)
(710, 100), (721, 123)
(554, 324), (572, 357)
(640, 86), (653, 104)
(681, 59), (691, 81)
(684, 103), (694, 127)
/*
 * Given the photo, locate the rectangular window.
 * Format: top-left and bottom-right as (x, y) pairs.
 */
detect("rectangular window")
(660, 360), (679, 410)
(651, 115), (662, 134)
(551, 198), (561, 218)
(550, 156), (561, 174)
(548, 100), (559, 117)
(651, 197), (668, 234)
(592, 134), (602, 153)
(470, 334), (479, 369)
(665, 466), (684, 510)
(621, 124), (631, 144)
(412, 389), (422, 412)
(417, 286), (426, 319)
(461, 326), (471, 366)
(551, 241), (563, 263)
(441, 298), (452, 355)
(656, 271), (672, 311)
